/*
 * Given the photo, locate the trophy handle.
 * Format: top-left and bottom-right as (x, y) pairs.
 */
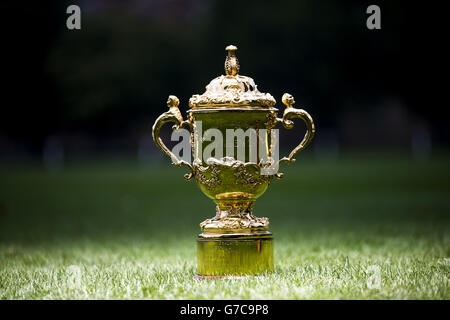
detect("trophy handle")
(277, 93), (315, 165)
(152, 95), (194, 180)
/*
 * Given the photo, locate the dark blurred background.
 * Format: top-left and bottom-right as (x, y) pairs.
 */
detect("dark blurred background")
(0, 3), (449, 298)
(0, 0), (447, 166)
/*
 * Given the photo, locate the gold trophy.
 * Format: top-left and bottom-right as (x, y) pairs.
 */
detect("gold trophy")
(152, 45), (315, 277)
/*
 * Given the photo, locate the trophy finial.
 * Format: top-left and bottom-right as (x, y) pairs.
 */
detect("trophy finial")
(225, 45), (239, 76)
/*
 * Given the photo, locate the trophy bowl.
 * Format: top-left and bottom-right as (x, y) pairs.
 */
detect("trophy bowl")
(152, 45), (314, 277)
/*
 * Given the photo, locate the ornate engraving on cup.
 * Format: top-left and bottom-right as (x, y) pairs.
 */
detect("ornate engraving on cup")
(194, 161), (222, 190)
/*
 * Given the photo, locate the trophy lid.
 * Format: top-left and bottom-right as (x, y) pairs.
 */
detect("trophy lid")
(188, 45), (276, 109)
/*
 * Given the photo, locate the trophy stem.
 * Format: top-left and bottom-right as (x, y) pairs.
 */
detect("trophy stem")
(200, 202), (269, 230)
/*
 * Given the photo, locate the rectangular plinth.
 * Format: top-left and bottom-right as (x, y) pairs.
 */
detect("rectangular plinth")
(197, 233), (274, 276)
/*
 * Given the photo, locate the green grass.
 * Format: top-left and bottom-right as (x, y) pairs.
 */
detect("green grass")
(0, 154), (449, 299)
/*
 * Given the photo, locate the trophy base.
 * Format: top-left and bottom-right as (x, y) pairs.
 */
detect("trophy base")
(197, 230), (274, 277)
